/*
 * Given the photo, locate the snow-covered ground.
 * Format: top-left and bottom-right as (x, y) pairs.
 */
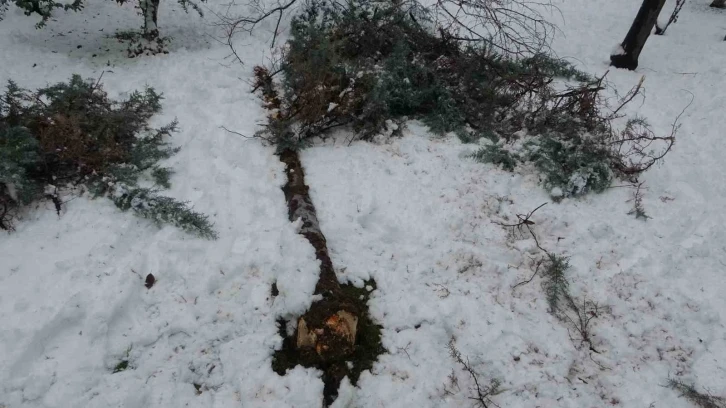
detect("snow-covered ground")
(1, 0), (724, 407)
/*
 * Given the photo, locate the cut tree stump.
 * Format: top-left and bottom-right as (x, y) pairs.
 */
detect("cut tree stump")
(279, 149), (362, 361)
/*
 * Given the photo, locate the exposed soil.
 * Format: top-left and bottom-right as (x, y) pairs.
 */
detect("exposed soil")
(273, 280), (383, 406)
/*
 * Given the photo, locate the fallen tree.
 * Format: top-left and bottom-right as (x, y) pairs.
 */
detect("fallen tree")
(280, 149), (361, 361)
(224, 0), (679, 403)
(271, 148), (382, 405)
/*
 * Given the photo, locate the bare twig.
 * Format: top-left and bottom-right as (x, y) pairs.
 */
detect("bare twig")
(608, 75), (644, 120)
(130, 269), (143, 279)
(216, 0), (299, 60)
(433, 0), (560, 57)
(219, 125), (252, 138)
(493, 202), (547, 245)
(497, 204), (605, 355)
(0, 198), (14, 232)
(557, 296), (602, 353)
(494, 202), (547, 228)
(448, 339), (501, 408)
(512, 258), (543, 289)
(605, 89), (691, 180)
(655, 0), (686, 36)
(627, 181), (650, 220)
(92, 71), (107, 92)
(667, 378), (726, 408)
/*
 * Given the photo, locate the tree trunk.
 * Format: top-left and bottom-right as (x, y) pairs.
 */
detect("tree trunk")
(711, 0), (726, 8)
(139, 0), (160, 40)
(610, 0), (667, 70)
(278, 149), (361, 363)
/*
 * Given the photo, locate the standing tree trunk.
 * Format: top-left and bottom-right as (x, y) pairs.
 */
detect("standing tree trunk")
(139, 0), (160, 40)
(610, 0), (667, 70)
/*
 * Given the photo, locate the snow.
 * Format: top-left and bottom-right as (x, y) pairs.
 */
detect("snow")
(611, 44), (625, 56)
(1, 0), (726, 407)
(0, 3), (324, 407)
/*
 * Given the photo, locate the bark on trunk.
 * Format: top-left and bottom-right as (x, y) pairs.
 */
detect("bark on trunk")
(279, 149), (360, 362)
(139, 0), (160, 40)
(610, 0), (667, 70)
(711, 0), (726, 8)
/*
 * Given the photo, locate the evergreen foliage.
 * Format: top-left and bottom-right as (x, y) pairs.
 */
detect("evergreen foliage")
(254, 0), (524, 149)
(0, 126), (41, 206)
(7, 0), (83, 27)
(469, 144), (519, 171)
(628, 183), (650, 220)
(667, 379), (726, 408)
(526, 135), (612, 197)
(0, 75), (216, 238)
(538, 251), (601, 352)
(252, 0), (673, 197)
(0, 0), (8, 19)
(112, 187), (217, 239)
(541, 253), (572, 313)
